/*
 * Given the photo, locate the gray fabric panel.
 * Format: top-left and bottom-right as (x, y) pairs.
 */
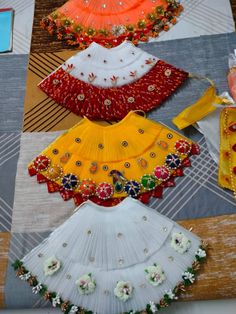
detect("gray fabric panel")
(0, 55), (28, 132)
(0, 132), (21, 231)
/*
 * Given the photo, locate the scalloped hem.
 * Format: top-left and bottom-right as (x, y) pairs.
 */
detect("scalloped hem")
(12, 243), (208, 314)
(40, 3), (183, 48)
(28, 143), (200, 207)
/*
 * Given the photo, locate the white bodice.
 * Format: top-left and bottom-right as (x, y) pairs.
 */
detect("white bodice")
(60, 41), (159, 87)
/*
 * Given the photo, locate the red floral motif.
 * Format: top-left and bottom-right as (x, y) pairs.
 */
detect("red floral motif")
(96, 182), (114, 200)
(33, 155), (50, 172)
(79, 179), (96, 198)
(129, 71), (137, 78)
(88, 73), (97, 83)
(39, 60), (188, 120)
(175, 139), (191, 155)
(65, 64), (74, 73)
(28, 147), (199, 207)
(110, 75), (119, 85)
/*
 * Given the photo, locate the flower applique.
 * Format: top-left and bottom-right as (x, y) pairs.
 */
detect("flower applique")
(182, 271), (195, 284)
(145, 263), (165, 286)
(171, 232), (191, 254)
(32, 283), (42, 294)
(114, 281), (133, 302)
(149, 301), (158, 313)
(43, 256), (61, 276)
(52, 293), (61, 307)
(76, 273), (96, 295)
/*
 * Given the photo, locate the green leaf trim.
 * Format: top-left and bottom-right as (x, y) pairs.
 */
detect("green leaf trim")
(12, 244), (207, 314)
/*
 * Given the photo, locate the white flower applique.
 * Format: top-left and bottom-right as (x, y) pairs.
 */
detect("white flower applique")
(182, 271), (195, 284)
(69, 305), (79, 313)
(145, 263), (166, 286)
(19, 272), (31, 281)
(52, 293), (61, 307)
(32, 283), (42, 294)
(195, 248), (206, 258)
(114, 281), (133, 302)
(149, 301), (158, 313)
(76, 273), (96, 295)
(171, 232), (191, 254)
(164, 289), (178, 300)
(43, 256), (61, 276)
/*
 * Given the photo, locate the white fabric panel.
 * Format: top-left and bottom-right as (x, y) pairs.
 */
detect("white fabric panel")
(22, 198), (201, 314)
(40, 41), (158, 88)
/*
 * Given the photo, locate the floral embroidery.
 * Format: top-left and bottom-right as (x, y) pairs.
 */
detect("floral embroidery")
(88, 73), (97, 83)
(76, 273), (96, 295)
(114, 281), (133, 302)
(41, 2), (183, 48)
(39, 60), (188, 121)
(110, 75), (119, 85)
(43, 256), (61, 276)
(145, 263), (165, 286)
(65, 64), (74, 73)
(171, 232), (191, 254)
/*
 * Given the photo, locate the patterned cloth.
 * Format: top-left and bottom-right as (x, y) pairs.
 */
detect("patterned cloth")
(0, 0), (236, 309)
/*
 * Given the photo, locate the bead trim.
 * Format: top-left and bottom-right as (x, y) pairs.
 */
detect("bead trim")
(40, 2), (183, 49)
(12, 243), (207, 314)
(28, 141), (199, 203)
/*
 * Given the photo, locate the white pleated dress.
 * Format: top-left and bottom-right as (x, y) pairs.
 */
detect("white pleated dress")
(19, 198), (205, 314)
